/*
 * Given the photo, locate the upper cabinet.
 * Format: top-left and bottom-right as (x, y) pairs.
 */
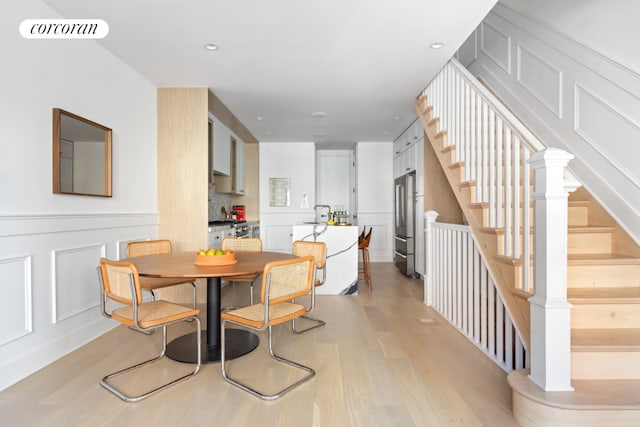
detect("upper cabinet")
(212, 118), (231, 176)
(393, 119), (424, 179)
(234, 138), (246, 195)
(215, 131), (246, 196)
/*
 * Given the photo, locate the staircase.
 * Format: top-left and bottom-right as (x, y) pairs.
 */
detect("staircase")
(415, 59), (640, 425)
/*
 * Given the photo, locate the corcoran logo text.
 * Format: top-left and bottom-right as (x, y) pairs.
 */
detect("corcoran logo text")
(20, 19), (109, 39)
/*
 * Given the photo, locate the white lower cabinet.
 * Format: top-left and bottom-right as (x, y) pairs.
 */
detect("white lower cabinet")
(207, 225), (234, 249)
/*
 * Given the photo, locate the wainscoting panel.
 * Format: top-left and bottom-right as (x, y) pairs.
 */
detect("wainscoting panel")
(574, 84), (640, 188)
(0, 213), (158, 392)
(517, 44), (563, 118)
(0, 255), (32, 346)
(481, 19), (511, 74)
(457, 29), (478, 68)
(51, 244), (106, 324)
(356, 212), (393, 262)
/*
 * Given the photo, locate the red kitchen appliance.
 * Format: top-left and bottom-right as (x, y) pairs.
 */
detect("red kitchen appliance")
(232, 205), (246, 221)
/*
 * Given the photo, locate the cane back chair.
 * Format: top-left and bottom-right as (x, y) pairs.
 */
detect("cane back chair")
(126, 239), (197, 308)
(220, 256), (316, 400)
(97, 258), (201, 402)
(221, 237), (262, 304)
(291, 240), (327, 333)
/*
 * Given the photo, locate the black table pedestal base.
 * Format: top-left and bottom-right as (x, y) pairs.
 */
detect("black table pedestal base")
(166, 329), (259, 363)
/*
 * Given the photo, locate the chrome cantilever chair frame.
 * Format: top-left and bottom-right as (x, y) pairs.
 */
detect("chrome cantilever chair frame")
(221, 257), (316, 400)
(97, 262), (201, 402)
(290, 240), (327, 334)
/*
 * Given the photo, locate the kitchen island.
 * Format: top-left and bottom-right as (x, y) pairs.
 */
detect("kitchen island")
(292, 224), (359, 294)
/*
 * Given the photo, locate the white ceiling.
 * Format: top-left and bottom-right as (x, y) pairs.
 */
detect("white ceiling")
(44, 0), (497, 145)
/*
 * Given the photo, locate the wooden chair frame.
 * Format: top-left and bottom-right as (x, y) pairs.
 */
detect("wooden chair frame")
(358, 227), (373, 290)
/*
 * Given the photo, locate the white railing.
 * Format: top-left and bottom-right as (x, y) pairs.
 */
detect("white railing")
(422, 59), (549, 293)
(425, 214), (528, 373)
(420, 59), (578, 390)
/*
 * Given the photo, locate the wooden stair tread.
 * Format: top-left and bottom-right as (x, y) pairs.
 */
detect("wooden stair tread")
(509, 369), (640, 409)
(572, 328), (640, 349)
(568, 287), (640, 303)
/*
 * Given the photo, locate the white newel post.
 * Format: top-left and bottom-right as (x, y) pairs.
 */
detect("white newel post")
(424, 211), (439, 306)
(526, 148), (576, 391)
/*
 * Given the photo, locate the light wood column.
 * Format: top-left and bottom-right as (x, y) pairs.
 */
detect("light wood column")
(157, 87), (209, 303)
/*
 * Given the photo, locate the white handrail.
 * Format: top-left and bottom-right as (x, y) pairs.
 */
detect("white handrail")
(448, 59), (546, 152)
(422, 58), (545, 292)
(419, 59), (578, 391)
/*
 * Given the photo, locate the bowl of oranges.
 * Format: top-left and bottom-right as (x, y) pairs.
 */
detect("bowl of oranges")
(194, 248), (237, 266)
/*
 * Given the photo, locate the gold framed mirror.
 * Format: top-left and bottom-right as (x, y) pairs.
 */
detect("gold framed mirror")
(53, 108), (112, 197)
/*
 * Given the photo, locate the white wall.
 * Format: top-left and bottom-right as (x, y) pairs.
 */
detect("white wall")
(457, 1), (640, 244)
(356, 142), (394, 262)
(259, 142), (316, 253)
(0, 2), (158, 390)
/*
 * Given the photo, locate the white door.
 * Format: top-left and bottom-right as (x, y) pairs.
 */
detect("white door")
(316, 149), (355, 216)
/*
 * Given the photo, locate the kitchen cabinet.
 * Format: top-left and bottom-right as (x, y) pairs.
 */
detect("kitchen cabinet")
(393, 119), (424, 179)
(234, 138), (246, 195)
(207, 224), (235, 249)
(212, 118), (231, 176)
(216, 137), (245, 195)
(415, 139), (424, 196)
(391, 118), (425, 276)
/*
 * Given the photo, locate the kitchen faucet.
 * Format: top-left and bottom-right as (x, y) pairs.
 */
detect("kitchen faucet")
(313, 205), (332, 224)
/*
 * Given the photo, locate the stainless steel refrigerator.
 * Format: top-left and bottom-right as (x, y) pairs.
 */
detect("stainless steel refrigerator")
(394, 172), (416, 277)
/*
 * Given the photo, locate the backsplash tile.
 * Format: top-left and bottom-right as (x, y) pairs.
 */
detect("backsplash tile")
(208, 187), (232, 221)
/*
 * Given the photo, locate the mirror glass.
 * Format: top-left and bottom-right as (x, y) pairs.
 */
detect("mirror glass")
(53, 108), (112, 197)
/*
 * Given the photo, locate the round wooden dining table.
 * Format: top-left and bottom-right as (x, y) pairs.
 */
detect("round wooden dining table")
(124, 250), (296, 363)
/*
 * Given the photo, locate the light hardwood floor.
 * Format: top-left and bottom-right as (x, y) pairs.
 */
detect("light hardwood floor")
(0, 263), (518, 426)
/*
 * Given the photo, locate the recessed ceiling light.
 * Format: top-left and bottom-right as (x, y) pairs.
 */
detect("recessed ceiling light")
(265, 131), (272, 136)
(383, 131), (390, 135)
(311, 112), (327, 119)
(394, 116), (401, 120)
(256, 116), (264, 121)
(204, 43), (218, 51)
(430, 42), (444, 49)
